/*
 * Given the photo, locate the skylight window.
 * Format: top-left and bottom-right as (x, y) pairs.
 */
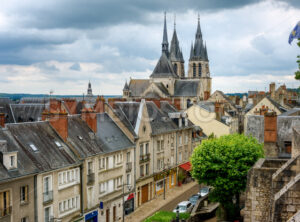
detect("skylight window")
(55, 141), (62, 147)
(78, 135), (83, 140)
(29, 144), (38, 152)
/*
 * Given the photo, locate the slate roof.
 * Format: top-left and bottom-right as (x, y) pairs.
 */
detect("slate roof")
(113, 103), (137, 137)
(154, 82), (170, 96)
(67, 115), (104, 158)
(150, 53), (178, 78)
(170, 29), (184, 62)
(96, 113), (134, 153)
(0, 98), (15, 123)
(6, 122), (79, 172)
(174, 80), (200, 97)
(128, 79), (150, 97)
(0, 129), (39, 182)
(267, 96), (288, 113)
(280, 108), (300, 116)
(114, 102), (140, 129)
(197, 101), (215, 112)
(189, 19), (208, 61)
(10, 104), (46, 123)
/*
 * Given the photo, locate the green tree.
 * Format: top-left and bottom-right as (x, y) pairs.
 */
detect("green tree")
(295, 39), (300, 80)
(191, 134), (264, 220)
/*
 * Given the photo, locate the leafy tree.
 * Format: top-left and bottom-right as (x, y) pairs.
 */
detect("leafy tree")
(295, 39), (300, 80)
(191, 134), (264, 220)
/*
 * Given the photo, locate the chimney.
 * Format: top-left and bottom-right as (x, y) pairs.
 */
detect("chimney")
(269, 82), (275, 99)
(264, 111), (277, 143)
(50, 99), (62, 113)
(48, 112), (68, 141)
(81, 108), (97, 133)
(0, 113), (5, 128)
(94, 96), (105, 113)
(173, 98), (181, 110)
(279, 94), (284, 106)
(63, 99), (77, 114)
(215, 102), (223, 121)
(204, 91), (210, 100)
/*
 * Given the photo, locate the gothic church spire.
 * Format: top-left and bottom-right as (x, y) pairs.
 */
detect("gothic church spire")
(162, 11), (169, 57)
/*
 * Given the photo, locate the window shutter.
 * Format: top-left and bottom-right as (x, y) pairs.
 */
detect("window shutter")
(25, 186), (28, 202)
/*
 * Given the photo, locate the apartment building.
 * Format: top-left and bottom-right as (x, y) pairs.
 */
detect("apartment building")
(114, 99), (195, 208)
(0, 129), (38, 222)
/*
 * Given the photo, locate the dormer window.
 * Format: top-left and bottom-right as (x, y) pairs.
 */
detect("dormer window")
(29, 144), (38, 152)
(2, 152), (18, 170)
(10, 156), (15, 167)
(55, 141), (62, 147)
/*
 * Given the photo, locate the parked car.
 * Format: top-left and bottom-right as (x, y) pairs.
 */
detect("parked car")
(198, 186), (211, 197)
(173, 201), (193, 213)
(188, 194), (200, 206)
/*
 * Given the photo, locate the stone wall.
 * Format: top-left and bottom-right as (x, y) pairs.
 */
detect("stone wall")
(277, 117), (300, 153)
(245, 115), (264, 143)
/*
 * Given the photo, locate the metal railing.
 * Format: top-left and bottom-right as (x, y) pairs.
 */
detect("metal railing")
(43, 190), (53, 203)
(87, 172), (95, 184)
(139, 153), (150, 163)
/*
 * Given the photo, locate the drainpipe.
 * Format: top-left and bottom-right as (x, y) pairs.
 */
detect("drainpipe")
(34, 175), (38, 222)
(133, 141), (136, 210)
(80, 163), (84, 216)
(175, 131), (179, 186)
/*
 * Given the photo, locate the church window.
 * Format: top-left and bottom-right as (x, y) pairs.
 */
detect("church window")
(206, 64), (209, 74)
(174, 63), (178, 75)
(198, 63), (202, 77)
(193, 63), (196, 78)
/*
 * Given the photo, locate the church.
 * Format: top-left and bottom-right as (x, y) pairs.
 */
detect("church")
(123, 13), (212, 110)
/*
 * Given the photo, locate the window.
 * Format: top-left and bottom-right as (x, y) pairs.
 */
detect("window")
(193, 63), (196, 77)
(77, 135), (83, 140)
(20, 185), (28, 203)
(145, 143), (149, 154)
(58, 196), (80, 217)
(145, 163), (149, 175)
(284, 141), (292, 154)
(126, 152), (131, 162)
(156, 180), (163, 191)
(43, 176), (52, 193)
(185, 135), (189, 144)
(171, 174), (175, 185)
(21, 217), (28, 222)
(171, 156), (174, 165)
(179, 136), (182, 145)
(10, 156), (15, 168)
(127, 174), (131, 185)
(198, 63), (202, 77)
(29, 144), (38, 152)
(108, 156), (113, 169)
(140, 144), (144, 156)
(179, 152), (182, 162)
(88, 161), (93, 174)
(157, 140), (160, 151)
(140, 165), (144, 177)
(174, 63), (178, 74)
(206, 64), (209, 74)
(0, 190), (10, 217)
(99, 158), (105, 169)
(55, 141), (62, 147)
(44, 206), (52, 222)
(161, 140), (164, 150)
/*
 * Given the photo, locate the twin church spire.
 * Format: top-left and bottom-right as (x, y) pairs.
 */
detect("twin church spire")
(160, 12), (209, 79)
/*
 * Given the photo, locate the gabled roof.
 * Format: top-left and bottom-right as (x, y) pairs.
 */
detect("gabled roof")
(128, 79), (150, 97)
(114, 102), (140, 129)
(6, 122), (79, 172)
(174, 80), (200, 97)
(0, 129), (39, 182)
(67, 115), (104, 158)
(96, 113), (134, 153)
(150, 53), (178, 78)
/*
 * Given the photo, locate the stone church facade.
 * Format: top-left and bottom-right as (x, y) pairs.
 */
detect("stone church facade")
(123, 13), (212, 110)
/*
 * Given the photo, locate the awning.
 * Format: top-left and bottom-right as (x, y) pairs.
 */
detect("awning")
(179, 161), (191, 171)
(127, 193), (134, 201)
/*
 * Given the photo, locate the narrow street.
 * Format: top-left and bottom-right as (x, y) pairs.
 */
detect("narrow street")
(159, 183), (200, 211)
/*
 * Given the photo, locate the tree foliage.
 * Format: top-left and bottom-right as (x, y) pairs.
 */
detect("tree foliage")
(191, 134), (264, 205)
(295, 39), (300, 80)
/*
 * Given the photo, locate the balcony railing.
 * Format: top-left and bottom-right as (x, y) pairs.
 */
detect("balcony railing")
(87, 172), (95, 184)
(139, 153), (150, 163)
(43, 190), (53, 204)
(0, 206), (12, 217)
(126, 162), (132, 172)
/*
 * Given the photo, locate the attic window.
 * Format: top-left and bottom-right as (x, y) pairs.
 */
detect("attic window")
(78, 135), (83, 140)
(55, 141), (62, 147)
(29, 144), (38, 152)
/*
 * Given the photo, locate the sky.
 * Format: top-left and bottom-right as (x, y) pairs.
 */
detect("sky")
(0, 0), (299, 95)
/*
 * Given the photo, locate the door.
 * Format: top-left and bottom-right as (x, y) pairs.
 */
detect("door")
(113, 206), (116, 221)
(141, 184), (149, 204)
(106, 209), (110, 222)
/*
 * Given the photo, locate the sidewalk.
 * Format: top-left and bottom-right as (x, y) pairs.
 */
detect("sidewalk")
(125, 181), (199, 222)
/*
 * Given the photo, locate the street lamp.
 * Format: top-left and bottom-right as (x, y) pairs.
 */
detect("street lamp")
(122, 182), (132, 222)
(163, 162), (170, 200)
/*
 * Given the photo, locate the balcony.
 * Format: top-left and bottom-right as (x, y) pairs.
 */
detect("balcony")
(43, 190), (53, 204)
(0, 206), (12, 218)
(126, 162), (132, 172)
(139, 153), (150, 163)
(87, 172), (95, 185)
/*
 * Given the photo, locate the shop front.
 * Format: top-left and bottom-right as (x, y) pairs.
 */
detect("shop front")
(179, 161), (192, 184)
(85, 210), (98, 222)
(124, 193), (135, 215)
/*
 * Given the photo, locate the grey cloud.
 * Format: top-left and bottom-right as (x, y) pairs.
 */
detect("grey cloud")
(69, 62), (81, 71)
(35, 63), (59, 72)
(251, 35), (274, 55)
